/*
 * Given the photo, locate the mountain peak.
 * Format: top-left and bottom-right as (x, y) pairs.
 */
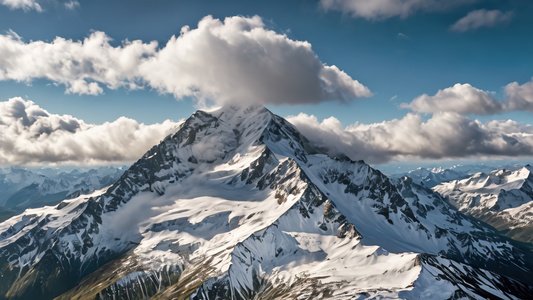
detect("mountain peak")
(203, 103), (266, 116)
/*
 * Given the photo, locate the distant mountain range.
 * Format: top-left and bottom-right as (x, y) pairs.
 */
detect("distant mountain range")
(0, 106), (532, 299)
(0, 166), (126, 221)
(391, 164), (523, 188)
(434, 165), (533, 244)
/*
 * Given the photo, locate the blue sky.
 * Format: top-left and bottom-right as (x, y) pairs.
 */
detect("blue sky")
(1, 0), (533, 168)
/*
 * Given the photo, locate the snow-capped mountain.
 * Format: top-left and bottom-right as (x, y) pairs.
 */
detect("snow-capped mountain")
(0, 166), (125, 221)
(434, 165), (533, 244)
(391, 167), (467, 188)
(392, 164), (521, 188)
(1, 106), (532, 299)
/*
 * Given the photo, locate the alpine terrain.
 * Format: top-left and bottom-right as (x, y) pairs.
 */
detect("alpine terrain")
(1, 106), (532, 299)
(0, 167), (126, 222)
(391, 165), (522, 188)
(391, 167), (468, 188)
(434, 165), (533, 244)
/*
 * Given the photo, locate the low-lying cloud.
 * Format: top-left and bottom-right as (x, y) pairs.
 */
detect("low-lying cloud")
(288, 112), (533, 164)
(0, 15), (371, 106)
(450, 9), (513, 32)
(0, 97), (182, 166)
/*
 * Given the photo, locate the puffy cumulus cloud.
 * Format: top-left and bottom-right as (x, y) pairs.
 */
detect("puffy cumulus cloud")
(0, 31), (158, 96)
(319, 0), (476, 20)
(0, 16), (371, 106)
(485, 119), (533, 135)
(139, 15), (371, 105)
(450, 9), (513, 32)
(287, 112), (533, 164)
(403, 83), (504, 115)
(66, 79), (104, 96)
(0, 97), (182, 166)
(505, 77), (533, 111)
(403, 79), (533, 115)
(1, 0), (41, 11)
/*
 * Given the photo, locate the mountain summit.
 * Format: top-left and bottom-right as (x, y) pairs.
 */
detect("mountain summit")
(1, 105), (532, 299)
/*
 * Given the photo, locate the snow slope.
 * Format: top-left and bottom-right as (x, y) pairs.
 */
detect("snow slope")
(0, 106), (532, 299)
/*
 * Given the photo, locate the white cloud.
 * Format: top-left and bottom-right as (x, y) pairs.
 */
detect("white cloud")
(319, 0), (476, 20)
(5, 29), (22, 41)
(0, 97), (182, 166)
(397, 32), (411, 40)
(485, 119), (533, 135)
(1, 0), (41, 11)
(1, 0), (80, 11)
(139, 15), (371, 106)
(64, 0), (79, 10)
(403, 83), (503, 115)
(65, 79), (104, 96)
(450, 9), (513, 32)
(0, 31), (158, 96)
(0, 15), (371, 106)
(505, 77), (533, 112)
(287, 112), (533, 164)
(403, 79), (533, 115)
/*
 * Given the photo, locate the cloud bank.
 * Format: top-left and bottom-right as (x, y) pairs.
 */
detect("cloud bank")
(290, 77), (533, 164)
(450, 9), (513, 32)
(0, 97), (182, 166)
(288, 112), (533, 164)
(0, 15), (371, 106)
(319, 0), (476, 20)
